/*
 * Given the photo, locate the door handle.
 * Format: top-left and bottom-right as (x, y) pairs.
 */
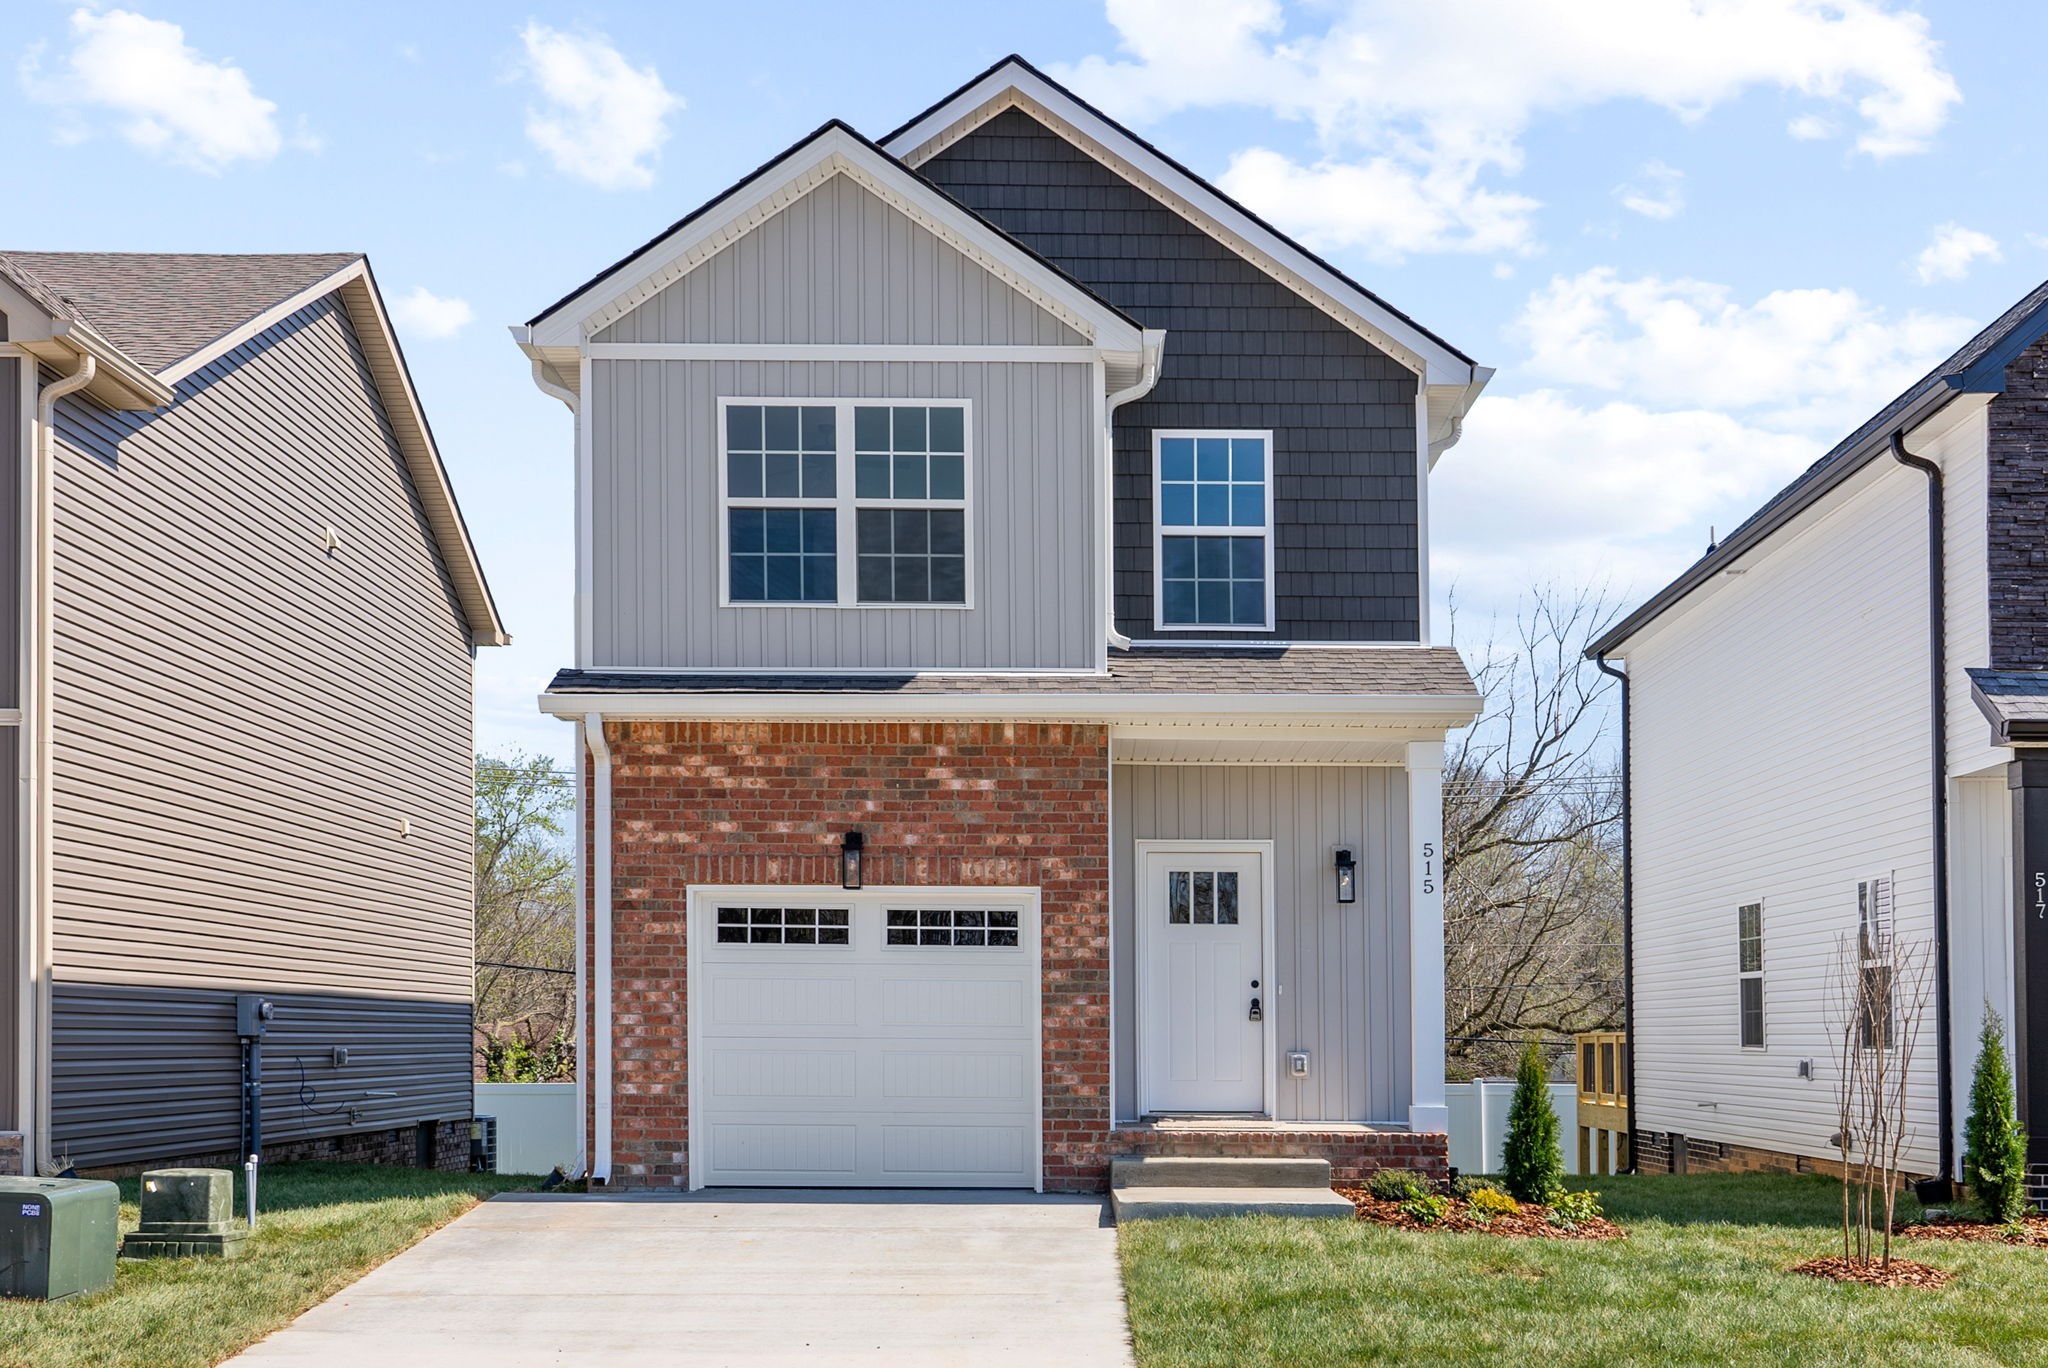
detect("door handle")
(1248, 996), (1263, 1022)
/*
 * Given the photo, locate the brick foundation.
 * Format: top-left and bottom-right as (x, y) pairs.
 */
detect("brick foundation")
(1115, 1127), (1448, 1185)
(1632, 1129), (1932, 1184)
(74, 1119), (471, 1178)
(589, 720), (1112, 1192)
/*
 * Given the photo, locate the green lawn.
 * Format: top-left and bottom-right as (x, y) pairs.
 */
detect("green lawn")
(1, 1162), (538, 1368)
(1120, 1173), (2048, 1368)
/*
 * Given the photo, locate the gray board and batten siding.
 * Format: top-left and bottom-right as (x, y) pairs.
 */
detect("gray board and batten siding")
(588, 171), (1103, 672)
(46, 293), (476, 1164)
(919, 107), (1423, 643)
(1111, 763), (1413, 1125)
(0, 341), (16, 1130)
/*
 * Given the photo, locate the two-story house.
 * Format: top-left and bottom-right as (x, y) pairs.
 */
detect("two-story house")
(1591, 277), (2048, 1191)
(1, 251), (504, 1177)
(516, 57), (1490, 1192)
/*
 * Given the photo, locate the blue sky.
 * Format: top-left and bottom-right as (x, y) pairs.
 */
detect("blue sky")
(8, 1), (2045, 763)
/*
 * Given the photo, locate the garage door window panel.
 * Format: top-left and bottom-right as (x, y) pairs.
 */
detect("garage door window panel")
(716, 906), (851, 946)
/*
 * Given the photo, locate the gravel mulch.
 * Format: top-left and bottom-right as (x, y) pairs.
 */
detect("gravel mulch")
(1901, 1212), (2048, 1247)
(1790, 1256), (1953, 1288)
(1337, 1190), (1627, 1241)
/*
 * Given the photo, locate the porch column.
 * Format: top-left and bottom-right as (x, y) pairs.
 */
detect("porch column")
(2009, 752), (2048, 1170)
(1407, 740), (1449, 1134)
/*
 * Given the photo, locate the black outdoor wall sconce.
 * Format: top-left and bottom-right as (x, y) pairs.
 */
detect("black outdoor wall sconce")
(1334, 846), (1357, 904)
(841, 831), (864, 890)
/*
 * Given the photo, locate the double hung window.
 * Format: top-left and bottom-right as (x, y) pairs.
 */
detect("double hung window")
(1153, 430), (1273, 630)
(720, 400), (971, 607)
(1737, 902), (1765, 1049)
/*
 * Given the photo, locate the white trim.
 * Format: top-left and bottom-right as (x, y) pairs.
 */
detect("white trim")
(567, 664), (1107, 678)
(585, 715), (614, 1184)
(715, 397), (976, 610)
(13, 352), (33, 1149)
(684, 883), (1045, 1192)
(155, 261), (366, 385)
(883, 72), (1476, 387)
(570, 721), (589, 1179)
(526, 127), (1144, 354)
(576, 352), (593, 668)
(1131, 839), (1278, 1118)
(1150, 429), (1276, 633)
(1124, 639), (1439, 650)
(1405, 740), (1448, 1134)
(588, 343), (1102, 364)
(1414, 385), (1433, 643)
(0, 709), (21, 727)
(540, 689), (1484, 728)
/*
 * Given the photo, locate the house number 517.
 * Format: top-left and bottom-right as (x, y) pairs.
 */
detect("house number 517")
(2035, 871), (2045, 920)
(1420, 841), (1438, 897)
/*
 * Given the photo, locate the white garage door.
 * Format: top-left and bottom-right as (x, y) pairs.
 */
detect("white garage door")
(690, 887), (1041, 1188)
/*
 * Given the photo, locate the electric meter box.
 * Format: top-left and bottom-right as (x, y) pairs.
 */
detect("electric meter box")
(0, 1175), (119, 1300)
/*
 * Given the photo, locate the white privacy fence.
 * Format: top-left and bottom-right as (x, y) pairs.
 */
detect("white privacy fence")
(1445, 1080), (1580, 1176)
(474, 1082), (578, 1176)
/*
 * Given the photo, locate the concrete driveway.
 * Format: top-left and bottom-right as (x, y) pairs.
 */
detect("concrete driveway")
(227, 1190), (1135, 1368)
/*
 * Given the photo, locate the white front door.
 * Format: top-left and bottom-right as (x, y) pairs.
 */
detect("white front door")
(1139, 846), (1269, 1114)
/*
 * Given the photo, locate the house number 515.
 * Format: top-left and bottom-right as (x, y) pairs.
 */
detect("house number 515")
(1420, 840), (1438, 897)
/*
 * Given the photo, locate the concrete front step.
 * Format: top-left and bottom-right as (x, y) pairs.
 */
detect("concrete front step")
(1110, 1186), (1358, 1222)
(1111, 1155), (1332, 1189)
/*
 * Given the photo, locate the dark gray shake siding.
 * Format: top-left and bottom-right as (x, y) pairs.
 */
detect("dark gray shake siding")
(920, 108), (1422, 642)
(46, 296), (475, 1167)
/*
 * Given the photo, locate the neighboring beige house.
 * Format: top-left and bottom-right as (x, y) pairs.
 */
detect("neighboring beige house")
(0, 252), (506, 1176)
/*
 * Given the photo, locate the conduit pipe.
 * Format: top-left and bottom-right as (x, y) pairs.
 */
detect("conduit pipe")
(28, 352), (94, 1177)
(584, 713), (613, 1185)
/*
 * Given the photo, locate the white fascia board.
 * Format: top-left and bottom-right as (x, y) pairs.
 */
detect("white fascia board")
(525, 124), (1144, 355)
(155, 260), (366, 387)
(0, 276), (169, 410)
(883, 66), (1480, 388)
(540, 689), (1483, 730)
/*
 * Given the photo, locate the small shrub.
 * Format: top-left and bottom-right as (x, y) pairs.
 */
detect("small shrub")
(1398, 1194), (1452, 1226)
(1467, 1187), (1521, 1221)
(1503, 1038), (1565, 1204)
(2002, 1220), (2031, 1242)
(1547, 1189), (1602, 1230)
(1367, 1168), (1432, 1202)
(1449, 1174), (1503, 1200)
(1964, 1002), (2031, 1224)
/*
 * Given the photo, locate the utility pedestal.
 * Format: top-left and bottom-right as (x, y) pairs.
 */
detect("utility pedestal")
(120, 1169), (247, 1259)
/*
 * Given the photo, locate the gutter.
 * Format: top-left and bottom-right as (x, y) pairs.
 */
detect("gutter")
(584, 714), (613, 1186)
(1890, 430), (1957, 1185)
(1101, 331), (1166, 652)
(28, 352), (96, 1177)
(1593, 652), (1636, 1173)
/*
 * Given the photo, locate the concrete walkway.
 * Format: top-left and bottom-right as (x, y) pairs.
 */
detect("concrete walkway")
(227, 1190), (1135, 1368)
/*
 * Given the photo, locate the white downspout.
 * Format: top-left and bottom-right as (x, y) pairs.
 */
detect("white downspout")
(570, 720), (588, 1179)
(1102, 333), (1164, 653)
(28, 352), (94, 1176)
(584, 712), (613, 1185)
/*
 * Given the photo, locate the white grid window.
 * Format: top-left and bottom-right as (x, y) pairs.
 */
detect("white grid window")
(715, 906), (851, 946)
(1152, 430), (1274, 631)
(719, 399), (972, 608)
(884, 908), (1021, 947)
(1737, 902), (1764, 1049)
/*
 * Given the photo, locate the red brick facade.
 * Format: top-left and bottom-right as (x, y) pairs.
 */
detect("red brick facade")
(587, 720), (1113, 1191)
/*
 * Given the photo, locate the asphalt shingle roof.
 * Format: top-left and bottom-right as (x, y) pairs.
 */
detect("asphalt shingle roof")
(549, 646), (1476, 697)
(0, 251), (359, 372)
(1968, 668), (2048, 742)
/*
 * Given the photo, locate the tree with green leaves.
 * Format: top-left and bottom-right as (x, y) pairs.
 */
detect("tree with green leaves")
(1964, 1001), (2030, 1224)
(474, 752), (576, 1080)
(1502, 1037), (1564, 1204)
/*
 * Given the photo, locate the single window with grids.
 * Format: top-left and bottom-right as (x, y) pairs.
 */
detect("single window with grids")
(884, 908), (1021, 947)
(1154, 431), (1271, 629)
(715, 906), (851, 945)
(1167, 869), (1241, 925)
(1737, 902), (1764, 1048)
(725, 403), (839, 603)
(853, 405), (968, 604)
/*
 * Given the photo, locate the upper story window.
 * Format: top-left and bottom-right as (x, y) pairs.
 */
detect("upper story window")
(1153, 430), (1273, 631)
(720, 400), (971, 607)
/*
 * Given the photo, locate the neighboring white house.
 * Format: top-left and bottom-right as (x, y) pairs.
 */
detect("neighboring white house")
(1591, 278), (2048, 1186)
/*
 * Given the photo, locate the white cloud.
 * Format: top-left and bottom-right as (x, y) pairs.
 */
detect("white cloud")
(1914, 223), (2002, 284)
(516, 22), (680, 190)
(20, 7), (287, 172)
(1513, 268), (1972, 431)
(1614, 160), (1684, 220)
(1055, 0), (1959, 258)
(392, 287), (474, 341)
(1787, 113), (1836, 140)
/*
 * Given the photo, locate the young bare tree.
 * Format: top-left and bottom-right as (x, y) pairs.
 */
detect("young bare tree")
(1444, 586), (1625, 1075)
(1827, 913), (1933, 1268)
(474, 752), (576, 1080)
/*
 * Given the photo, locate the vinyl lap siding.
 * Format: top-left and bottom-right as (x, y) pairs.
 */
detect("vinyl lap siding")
(596, 173), (1080, 346)
(1110, 764), (1411, 1125)
(1933, 404), (2004, 778)
(1624, 458), (1939, 1171)
(920, 108), (1422, 643)
(46, 296), (474, 1165)
(590, 358), (1099, 670)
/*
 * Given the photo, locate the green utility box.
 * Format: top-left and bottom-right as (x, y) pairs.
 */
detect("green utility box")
(0, 1176), (119, 1300)
(122, 1168), (246, 1259)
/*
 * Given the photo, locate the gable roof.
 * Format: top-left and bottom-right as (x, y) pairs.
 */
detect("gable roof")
(879, 55), (1482, 394)
(0, 251), (508, 648)
(1592, 277), (2048, 657)
(518, 118), (1148, 357)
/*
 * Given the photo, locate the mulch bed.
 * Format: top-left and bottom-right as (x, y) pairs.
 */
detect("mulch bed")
(1791, 1256), (1954, 1288)
(1337, 1190), (1626, 1241)
(1900, 1212), (2048, 1247)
